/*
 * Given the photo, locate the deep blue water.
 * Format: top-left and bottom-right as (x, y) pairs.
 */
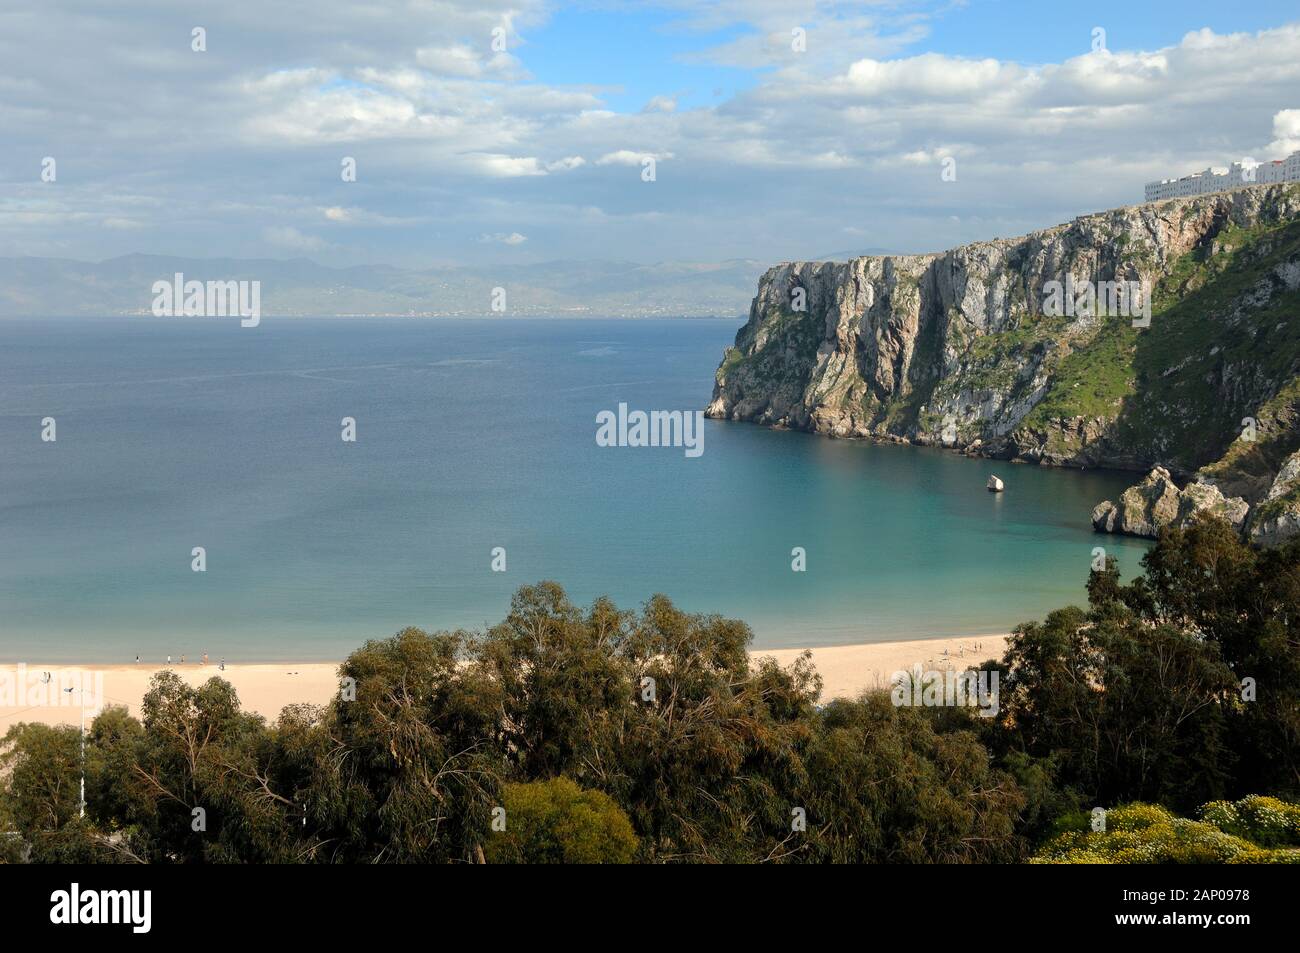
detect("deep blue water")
(0, 317), (1149, 662)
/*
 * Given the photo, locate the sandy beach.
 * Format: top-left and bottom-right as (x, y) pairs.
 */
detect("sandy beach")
(1, 634), (1008, 728)
(0, 662), (343, 729)
(756, 634), (1008, 702)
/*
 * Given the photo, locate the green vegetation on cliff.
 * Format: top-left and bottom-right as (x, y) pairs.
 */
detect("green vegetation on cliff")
(1115, 213), (1300, 469)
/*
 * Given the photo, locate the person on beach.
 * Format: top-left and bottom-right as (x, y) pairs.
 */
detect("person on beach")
(135, 654), (140, 664)
(167, 654), (172, 665)
(219, 657), (225, 671)
(181, 654), (186, 664)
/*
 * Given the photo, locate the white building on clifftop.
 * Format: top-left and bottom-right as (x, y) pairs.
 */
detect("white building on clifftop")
(1144, 150), (1300, 202)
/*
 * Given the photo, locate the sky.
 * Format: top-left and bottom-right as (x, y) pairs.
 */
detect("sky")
(2, 0), (1300, 268)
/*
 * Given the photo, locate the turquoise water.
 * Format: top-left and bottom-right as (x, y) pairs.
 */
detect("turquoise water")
(0, 318), (1149, 662)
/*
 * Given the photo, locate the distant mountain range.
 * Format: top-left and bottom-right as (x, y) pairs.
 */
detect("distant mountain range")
(0, 254), (770, 318)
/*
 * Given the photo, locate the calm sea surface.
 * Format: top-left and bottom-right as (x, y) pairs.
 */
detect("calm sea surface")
(0, 318), (1149, 662)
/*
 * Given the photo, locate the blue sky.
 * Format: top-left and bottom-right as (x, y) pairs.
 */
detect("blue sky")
(2, 1), (1300, 267)
(524, 1), (1300, 109)
(915, 0), (1299, 59)
(523, 7), (761, 111)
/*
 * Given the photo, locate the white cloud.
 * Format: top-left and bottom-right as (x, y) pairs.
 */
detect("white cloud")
(844, 54), (1013, 98)
(478, 232), (528, 245)
(545, 156), (586, 172)
(2, 2), (1299, 267)
(596, 150), (674, 166)
(1267, 108), (1300, 157)
(414, 44), (522, 79)
(319, 206), (422, 226)
(458, 154), (547, 177)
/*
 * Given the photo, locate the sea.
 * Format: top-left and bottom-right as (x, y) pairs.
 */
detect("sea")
(0, 317), (1150, 662)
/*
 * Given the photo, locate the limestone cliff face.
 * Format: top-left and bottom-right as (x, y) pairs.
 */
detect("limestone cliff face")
(708, 184), (1300, 542)
(1247, 450), (1300, 545)
(708, 184), (1300, 471)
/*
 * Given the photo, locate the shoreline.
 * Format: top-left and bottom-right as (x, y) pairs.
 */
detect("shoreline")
(1, 634), (1009, 728)
(701, 414), (1158, 480)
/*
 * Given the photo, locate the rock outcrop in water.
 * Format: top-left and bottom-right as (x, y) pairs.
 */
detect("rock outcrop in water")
(1090, 467), (1248, 538)
(707, 184), (1300, 543)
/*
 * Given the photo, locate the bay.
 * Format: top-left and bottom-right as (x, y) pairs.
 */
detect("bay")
(0, 317), (1149, 662)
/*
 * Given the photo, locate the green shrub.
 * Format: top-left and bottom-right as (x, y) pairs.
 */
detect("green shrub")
(483, 777), (638, 864)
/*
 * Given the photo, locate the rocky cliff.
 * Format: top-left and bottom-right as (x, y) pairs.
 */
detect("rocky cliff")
(1090, 467), (1248, 539)
(707, 184), (1300, 542)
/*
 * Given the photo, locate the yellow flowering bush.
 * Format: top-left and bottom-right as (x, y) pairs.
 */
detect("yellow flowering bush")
(1033, 796), (1300, 863)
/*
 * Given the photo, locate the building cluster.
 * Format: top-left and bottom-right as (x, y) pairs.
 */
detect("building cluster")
(1144, 150), (1300, 202)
